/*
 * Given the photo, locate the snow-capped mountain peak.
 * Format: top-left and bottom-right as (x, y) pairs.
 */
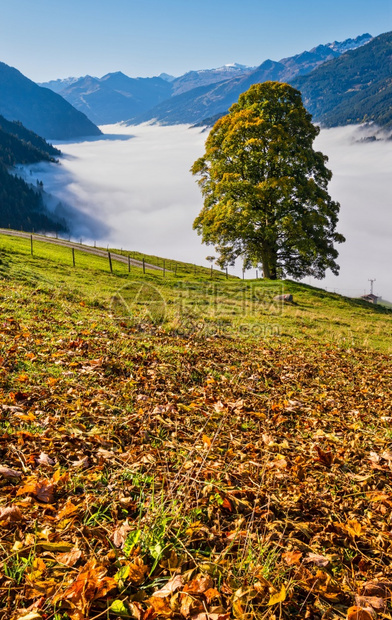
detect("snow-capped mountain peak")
(326, 33), (373, 54)
(39, 76), (87, 93)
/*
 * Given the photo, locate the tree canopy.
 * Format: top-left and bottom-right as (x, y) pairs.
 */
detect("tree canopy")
(191, 81), (345, 279)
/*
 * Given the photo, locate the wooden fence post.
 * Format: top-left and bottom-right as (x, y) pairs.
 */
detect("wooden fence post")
(226, 267), (228, 279)
(72, 248), (75, 267)
(163, 259), (166, 277)
(143, 258), (145, 274)
(30, 235), (33, 256)
(108, 251), (113, 273)
(128, 255), (131, 273)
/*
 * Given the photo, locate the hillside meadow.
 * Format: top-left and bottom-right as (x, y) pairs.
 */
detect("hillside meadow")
(0, 234), (392, 620)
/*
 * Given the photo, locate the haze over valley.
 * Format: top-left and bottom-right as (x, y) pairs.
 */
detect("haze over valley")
(23, 122), (392, 302)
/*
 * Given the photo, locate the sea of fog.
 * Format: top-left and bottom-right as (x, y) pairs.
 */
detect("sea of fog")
(22, 123), (392, 301)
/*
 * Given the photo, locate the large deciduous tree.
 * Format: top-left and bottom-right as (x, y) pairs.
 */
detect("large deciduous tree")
(191, 82), (345, 279)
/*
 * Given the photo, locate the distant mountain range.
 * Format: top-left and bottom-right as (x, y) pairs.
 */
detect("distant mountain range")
(0, 115), (67, 232)
(141, 31), (392, 130)
(133, 33), (375, 126)
(2, 30), (390, 139)
(1, 30), (390, 234)
(39, 33), (373, 127)
(293, 31), (392, 128)
(0, 62), (101, 140)
(38, 66), (256, 126)
(169, 63), (256, 96)
(40, 73), (173, 126)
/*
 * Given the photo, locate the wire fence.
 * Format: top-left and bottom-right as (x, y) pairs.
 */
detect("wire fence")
(0, 228), (229, 280)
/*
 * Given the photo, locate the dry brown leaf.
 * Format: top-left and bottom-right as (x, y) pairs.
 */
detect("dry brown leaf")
(314, 445), (334, 467)
(112, 520), (131, 548)
(128, 601), (145, 620)
(35, 479), (55, 503)
(67, 611), (84, 620)
(71, 456), (90, 469)
(347, 605), (376, 620)
(152, 574), (184, 598)
(15, 613), (43, 620)
(221, 497), (232, 511)
(0, 505), (23, 523)
(180, 593), (204, 618)
(272, 456), (288, 469)
(56, 548), (82, 567)
(36, 452), (55, 466)
(142, 608), (157, 620)
(57, 498), (80, 520)
(366, 491), (390, 502)
(20, 596), (45, 614)
(148, 596), (173, 617)
(184, 574), (213, 595)
(24, 578), (57, 599)
(16, 477), (55, 503)
(233, 585), (259, 604)
(346, 519), (362, 538)
(282, 550), (302, 565)
(127, 558), (149, 585)
(355, 595), (385, 612)
(0, 464), (22, 478)
(362, 581), (392, 599)
(53, 559), (116, 613)
(32, 557), (46, 573)
(204, 588), (221, 604)
(52, 469), (69, 485)
(38, 541), (74, 552)
(89, 358), (103, 367)
(304, 552), (330, 568)
(97, 447), (116, 459)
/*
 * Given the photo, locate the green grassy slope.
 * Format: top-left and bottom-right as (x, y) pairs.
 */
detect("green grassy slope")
(0, 233), (391, 620)
(1, 233), (390, 351)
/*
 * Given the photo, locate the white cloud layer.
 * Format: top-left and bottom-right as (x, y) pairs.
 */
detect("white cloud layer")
(313, 125), (392, 300)
(28, 123), (392, 301)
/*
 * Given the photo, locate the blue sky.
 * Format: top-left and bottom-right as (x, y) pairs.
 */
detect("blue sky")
(1, 0), (391, 81)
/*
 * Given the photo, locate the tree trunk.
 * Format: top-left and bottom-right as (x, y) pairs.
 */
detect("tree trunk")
(261, 248), (277, 280)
